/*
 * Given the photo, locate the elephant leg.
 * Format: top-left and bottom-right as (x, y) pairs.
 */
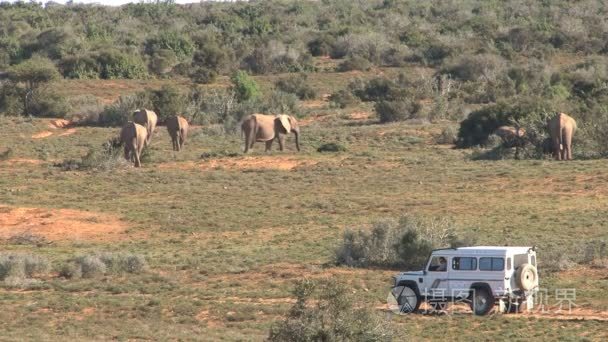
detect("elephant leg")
(134, 151), (141, 167)
(563, 130), (573, 160)
(265, 140), (273, 152)
(124, 145), (130, 161)
(243, 133), (251, 153)
(552, 138), (561, 161)
(278, 135), (285, 151)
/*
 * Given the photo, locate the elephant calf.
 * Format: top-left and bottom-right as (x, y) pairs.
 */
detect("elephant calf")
(241, 114), (300, 153)
(166, 115), (189, 151)
(547, 113), (577, 160)
(494, 126), (526, 147)
(120, 121), (148, 167)
(133, 109), (158, 146)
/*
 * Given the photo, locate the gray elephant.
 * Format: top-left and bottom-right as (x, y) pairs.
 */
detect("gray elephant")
(120, 121), (148, 167)
(241, 114), (300, 153)
(547, 112), (577, 160)
(166, 115), (189, 151)
(133, 109), (158, 145)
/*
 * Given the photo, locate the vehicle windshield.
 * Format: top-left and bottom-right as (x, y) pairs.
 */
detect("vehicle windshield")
(428, 256), (447, 272)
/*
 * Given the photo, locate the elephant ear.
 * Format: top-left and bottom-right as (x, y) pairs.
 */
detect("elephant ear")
(277, 115), (291, 133)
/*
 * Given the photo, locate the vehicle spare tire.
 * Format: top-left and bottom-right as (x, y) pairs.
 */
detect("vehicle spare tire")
(516, 263), (538, 291)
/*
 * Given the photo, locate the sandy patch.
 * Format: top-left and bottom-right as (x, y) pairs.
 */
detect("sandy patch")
(349, 111), (372, 120)
(299, 114), (330, 126)
(0, 206), (131, 242)
(48, 119), (72, 129)
(160, 156), (317, 171)
(0, 158), (44, 166)
(31, 131), (53, 139)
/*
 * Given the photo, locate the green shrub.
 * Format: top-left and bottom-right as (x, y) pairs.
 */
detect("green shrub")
(329, 89), (358, 108)
(456, 97), (552, 148)
(97, 92), (150, 126)
(317, 142), (347, 153)
(268, 279), (392, 342)
(59, 252), (148, 279)
(230, 70), (261, 103)
(259, 90), (299, 115)
(189, 67), (217, 84)
(0, 253), (50, 281)
(375, 100), (421, 123)
(28, 91), (70, 118)
(307, 34), (335, 56)
(337, 55), (371, 72)
(145, 31), (194, 60)
(59, 54), (100, 79)
(148, 85), (187, 121)
(275, 74), (317, 100)
(436, 126), (457, 145)
(335, 215), (475, 269)
(57, 141), (127, 171)
(97, 51), (147, 79)
(351, 77), (407, 102)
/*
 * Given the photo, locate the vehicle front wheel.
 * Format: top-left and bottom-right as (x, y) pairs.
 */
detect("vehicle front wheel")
(469, 288), (494, 316)
(393, 285), (421, 314)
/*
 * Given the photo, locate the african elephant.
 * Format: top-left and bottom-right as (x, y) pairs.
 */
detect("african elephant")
(133, 109), (158, 145)
(241, 114), (300, 153)
(120, 121), (148, 167)
(166, 115), (189, 151)
(494, 126), (526, 147)
(547, 113), (577, 160)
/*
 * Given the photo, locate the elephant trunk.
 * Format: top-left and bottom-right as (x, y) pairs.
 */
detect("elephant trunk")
(293, 129), (300, 152)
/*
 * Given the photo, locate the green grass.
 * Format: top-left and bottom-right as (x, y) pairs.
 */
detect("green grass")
(0, 81), (607, 340)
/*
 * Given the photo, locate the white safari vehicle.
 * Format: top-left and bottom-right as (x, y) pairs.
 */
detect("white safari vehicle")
(391, 246), (539, 315)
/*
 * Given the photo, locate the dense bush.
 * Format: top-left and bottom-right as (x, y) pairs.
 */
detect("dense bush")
(274, 74), (317, 100)
(328, 89), (358, 108)
(456, 97), (552, 148)
(335, 215), (476, 269)
(317, 142), (347, 153)
(375, 100), (421, 123)
(268, 279), (392, 341)
(0, 253), (50, 281)
(148, 85), (187, 122)
(337, 56), (372, 72)
(230, 70), (260, 103)
(59, 252), (148, 279)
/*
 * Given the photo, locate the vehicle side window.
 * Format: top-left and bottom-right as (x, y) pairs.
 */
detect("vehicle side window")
(452, 257), (477, 270)
(479, 257), (504, 271)
(530, 255), (536, 266)
(507, 257), (512, 270)
(428, 256), (448, 272)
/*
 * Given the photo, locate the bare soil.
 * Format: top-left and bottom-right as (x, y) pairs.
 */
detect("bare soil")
(0, 206), (130, 242)
(159, 156), (318, 171)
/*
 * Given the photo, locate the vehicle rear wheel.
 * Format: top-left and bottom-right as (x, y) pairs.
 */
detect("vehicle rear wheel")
(393, 285), (421, 314)
(470, 288), (494, 316)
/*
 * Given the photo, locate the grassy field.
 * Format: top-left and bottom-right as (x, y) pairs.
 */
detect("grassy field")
(0, 74), (607, 340)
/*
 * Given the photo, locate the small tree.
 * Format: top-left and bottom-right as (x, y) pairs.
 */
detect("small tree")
(230, 70), (260, 103)
(8, 57), (60, 116)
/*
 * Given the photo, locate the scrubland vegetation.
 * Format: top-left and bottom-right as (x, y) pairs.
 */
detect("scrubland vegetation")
(0, 0), (608, 340)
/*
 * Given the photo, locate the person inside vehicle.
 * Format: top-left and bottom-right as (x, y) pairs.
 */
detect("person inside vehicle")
(437, 257), (447, 271)
(429, 256), (447, 271)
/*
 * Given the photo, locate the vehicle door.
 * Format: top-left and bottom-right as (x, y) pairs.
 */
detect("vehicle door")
(421, 255), (450, 299)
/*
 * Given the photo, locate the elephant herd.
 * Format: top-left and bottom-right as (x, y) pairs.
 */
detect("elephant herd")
(494, 112), (577, 161)
(119, 111), (300, 167)
(120, 109), (189, 167)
